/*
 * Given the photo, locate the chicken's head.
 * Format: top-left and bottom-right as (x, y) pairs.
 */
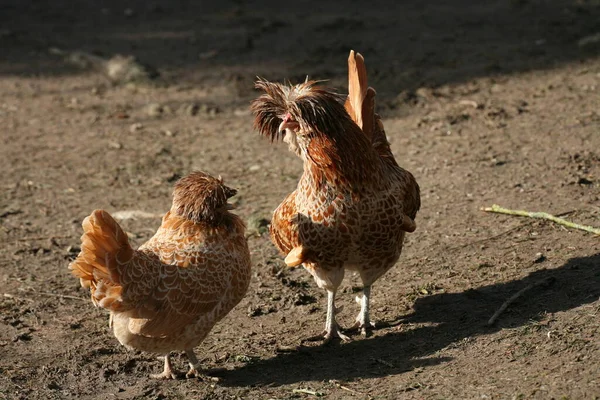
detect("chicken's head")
(251, 79), (351, 159)
(171, 171), (237, 224)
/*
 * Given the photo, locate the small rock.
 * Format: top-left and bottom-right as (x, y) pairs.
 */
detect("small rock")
(182, 103), (199, 116)
(104, 55), (157, 84)
(129, 123), (143, 133)
(248, 165), (261, 172)
(533, 252), (546, 264)
(145, 103), (163, 118)
(108, 141), (122, 149)
(13, 332), (32, 342)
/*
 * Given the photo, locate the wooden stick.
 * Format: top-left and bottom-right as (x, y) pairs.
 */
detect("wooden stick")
(481, 204), (600, 235)
(329, 380), (365, 395)
(292, 388), (324, 397)
(487, 277), (555, 325)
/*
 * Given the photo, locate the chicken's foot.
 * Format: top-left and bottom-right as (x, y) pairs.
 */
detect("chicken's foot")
(151, 354), (177, 380)
(351, 285), (376, 336)
(304, 290), (350, 343)
(185, 349), (222, 381)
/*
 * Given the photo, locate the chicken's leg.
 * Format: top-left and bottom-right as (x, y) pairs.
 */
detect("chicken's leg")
(305, 290), (350, 343)
(185, 349), (201, 378)
(353, 285), (376, 336)
(185, 349), (224, 380)
(324, 289), (350, 342)
(151, 353), (177, 379)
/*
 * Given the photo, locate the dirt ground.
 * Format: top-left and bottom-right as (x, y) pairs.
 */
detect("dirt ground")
(1, 1), (599, 399)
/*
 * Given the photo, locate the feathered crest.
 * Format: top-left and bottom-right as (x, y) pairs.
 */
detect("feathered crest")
(251, 79), (349, 142)
(171, 171), (237, 224)
(251, 78), (380, 187)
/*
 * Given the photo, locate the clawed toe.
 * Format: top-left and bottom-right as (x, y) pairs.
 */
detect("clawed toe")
(350, 320), (376, 336)
(151, 371), (178, 380)
(302, 327), (351, 344)
(185, 367), (199, 379)
(186, 368), (221, 381)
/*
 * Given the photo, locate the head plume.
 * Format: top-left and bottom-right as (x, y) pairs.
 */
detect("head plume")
(251, 78), (378, 187)
(171, 171), (237, 224)
(251, 78), (350, 142)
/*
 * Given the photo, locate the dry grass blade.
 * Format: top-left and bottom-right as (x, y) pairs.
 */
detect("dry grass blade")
(292, 388), (325, 397)
(481, 204), (600, 235)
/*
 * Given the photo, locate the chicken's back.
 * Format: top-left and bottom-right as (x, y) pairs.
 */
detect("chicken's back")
(110, 212), (251, 354)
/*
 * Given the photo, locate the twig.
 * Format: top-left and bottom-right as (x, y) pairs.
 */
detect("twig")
(481, 204), (600, 235)
(329, 380), (365, 395)
(444, 209), (575, 253)
(3, 293), (35, 302)
(373, 358), (395, 368)
(487, 277), (556, 325)
(35, 292), (86, 301)
(292, 388), (325, 397)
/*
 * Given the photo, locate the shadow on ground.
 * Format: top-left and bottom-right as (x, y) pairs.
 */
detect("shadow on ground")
(218, 252), (600, 386)
(1, 0), (599, 94)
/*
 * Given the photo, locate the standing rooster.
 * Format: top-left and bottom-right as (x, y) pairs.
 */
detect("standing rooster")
(69, 171), (251, 378)
(251, 51), (420, 342)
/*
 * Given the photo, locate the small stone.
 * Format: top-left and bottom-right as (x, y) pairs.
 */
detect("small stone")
(145, 103), (163, 118)
(533, 252), (546, 263)
(182, 103), (199, 116)
(129, 123), (143, 133)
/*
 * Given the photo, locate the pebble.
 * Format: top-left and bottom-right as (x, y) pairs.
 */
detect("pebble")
(129, 123), (143, 133)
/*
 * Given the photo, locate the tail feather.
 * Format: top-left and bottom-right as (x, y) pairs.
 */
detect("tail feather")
(69, 209), (133, 311)
(345, 50), (396, 162)
(345, 50), (373, 139)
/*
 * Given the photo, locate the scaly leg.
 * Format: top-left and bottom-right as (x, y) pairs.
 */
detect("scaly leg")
(305, 290), (350, 343)
(185, 349), (201, 378)
(352, 285), (376, 336)
(150, 354), (177, 379)
(186, 349), (224, 380)
(324, 289), (351, 342)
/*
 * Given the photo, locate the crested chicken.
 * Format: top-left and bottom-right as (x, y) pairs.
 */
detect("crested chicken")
(251, 51), (420, 342)
(69, 171), (251, 378)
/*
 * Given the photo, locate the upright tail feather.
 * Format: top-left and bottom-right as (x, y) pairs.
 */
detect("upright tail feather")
(69, 209), (133, 311)
(345, 50), (374, 140)
(345, 50), (396, 163)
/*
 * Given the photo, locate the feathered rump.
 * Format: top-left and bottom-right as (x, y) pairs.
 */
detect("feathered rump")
(69, 209), (133, 311)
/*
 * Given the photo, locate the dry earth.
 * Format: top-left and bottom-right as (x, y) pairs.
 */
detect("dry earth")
(1, 1), (599, 399)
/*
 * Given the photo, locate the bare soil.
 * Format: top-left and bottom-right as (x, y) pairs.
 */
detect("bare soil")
(1, 1), (599, 399)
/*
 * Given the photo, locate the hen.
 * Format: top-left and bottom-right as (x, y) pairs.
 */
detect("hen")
(69, 171), (251, 378)
(251, 51), (420, 342)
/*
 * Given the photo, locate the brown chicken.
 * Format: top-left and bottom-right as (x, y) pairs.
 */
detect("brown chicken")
(69, 171), (251, 378)
(251, 51), (420, 342)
